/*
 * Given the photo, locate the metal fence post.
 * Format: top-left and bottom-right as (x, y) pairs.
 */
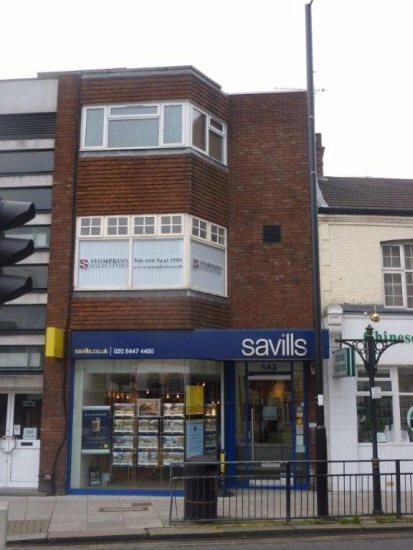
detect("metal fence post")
(286, 461), (291, 521)
(395, 459), (401, 520)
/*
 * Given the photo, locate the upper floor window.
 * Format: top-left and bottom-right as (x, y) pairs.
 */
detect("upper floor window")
(0, 345), (44, 371)
(0, 187), (52, 212)
(75, 214), (226, 296)
(191, 107), (225, 163)
(0, 150), (54, 175)
(81, 101), (227, 165)
(0, 305), (46, 331)
(5, 225), (50, 249)
(382, 243), (413, 308)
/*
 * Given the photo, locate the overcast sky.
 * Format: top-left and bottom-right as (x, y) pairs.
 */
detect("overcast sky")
(2, 0), (412, 178)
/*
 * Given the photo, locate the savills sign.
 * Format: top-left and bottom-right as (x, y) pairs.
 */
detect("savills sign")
(241, 333), (308, 357)
(72, 329), (329, 360)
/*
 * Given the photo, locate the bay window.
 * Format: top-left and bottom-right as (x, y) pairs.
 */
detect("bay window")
(75, 214), (227, 296)
(81, 101), (227, 165)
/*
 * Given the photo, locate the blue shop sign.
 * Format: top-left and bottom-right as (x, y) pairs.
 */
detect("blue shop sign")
(71, 329), (329, 360)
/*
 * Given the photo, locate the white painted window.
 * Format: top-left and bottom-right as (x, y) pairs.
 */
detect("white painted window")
(106, 216), (129, 236)
(191, 106), (226, 163)
(382, 243), (413, 308)
(192, 217), (207, 239)
(357, 366), (413, 444)
(80, 217), (102, 237)
(75, 214), (227, 295)
(211, 223), (226, 245)
(133, 216), (155, 235)
(160, 215), (183, 235)
(81, 101), (227, 165)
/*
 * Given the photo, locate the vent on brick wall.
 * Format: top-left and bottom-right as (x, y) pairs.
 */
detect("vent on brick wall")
(262, 225), (281, 243)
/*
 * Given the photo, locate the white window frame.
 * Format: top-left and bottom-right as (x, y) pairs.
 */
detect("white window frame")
(105, 216), (129, 237)
(357, 365), (413, 445)
(132, 215), (157, 236)
(74, 214), (227, 296)
(79, 216), (103, 237)
(190, 104), (227, 165)
(382, 242), (413, 309)
(80, 101), (227, 165)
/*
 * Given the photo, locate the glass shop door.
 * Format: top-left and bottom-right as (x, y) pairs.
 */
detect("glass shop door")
(248, 376), (293, 463)
(234, 362), (308, 487)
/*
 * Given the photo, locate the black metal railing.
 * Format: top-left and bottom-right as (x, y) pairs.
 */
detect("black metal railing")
(169, 459), (413, 523)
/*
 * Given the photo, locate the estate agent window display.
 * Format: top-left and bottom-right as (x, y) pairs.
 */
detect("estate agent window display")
(70, 359), (221, 491)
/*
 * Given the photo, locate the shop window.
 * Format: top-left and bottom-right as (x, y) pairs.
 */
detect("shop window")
(5, 226), (50, 249)
(69, 359), (221, 491)
(382, 242), (413, 308)
(0, 187), (52, 212)
(0, 345), (43, 371)
(356, 366), (413, 444)
(81, 101), (227, 165)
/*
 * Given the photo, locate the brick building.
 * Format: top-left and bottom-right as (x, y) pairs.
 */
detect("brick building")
(1, 66), (328, 494)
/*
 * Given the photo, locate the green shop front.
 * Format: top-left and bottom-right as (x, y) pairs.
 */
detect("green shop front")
(68, 329), (329, 494)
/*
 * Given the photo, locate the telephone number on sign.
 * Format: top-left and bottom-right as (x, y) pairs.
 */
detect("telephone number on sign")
(113, 348), (155, 355)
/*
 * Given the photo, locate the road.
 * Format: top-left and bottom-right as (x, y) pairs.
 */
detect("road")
(15, 533), (413, 550)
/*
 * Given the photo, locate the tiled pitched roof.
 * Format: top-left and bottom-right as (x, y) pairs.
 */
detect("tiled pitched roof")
(318, 177), (413, 211)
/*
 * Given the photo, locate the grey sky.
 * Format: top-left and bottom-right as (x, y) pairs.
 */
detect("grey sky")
(2, 0), (412, 178)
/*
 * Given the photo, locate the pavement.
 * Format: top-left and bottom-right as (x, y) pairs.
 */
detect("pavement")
(2, 494), (413, 546)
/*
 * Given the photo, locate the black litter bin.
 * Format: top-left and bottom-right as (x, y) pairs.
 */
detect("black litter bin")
(184, 455), (218, 521)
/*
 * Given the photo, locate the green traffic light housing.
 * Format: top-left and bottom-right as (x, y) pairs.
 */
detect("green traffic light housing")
(0, 199), (36, 304)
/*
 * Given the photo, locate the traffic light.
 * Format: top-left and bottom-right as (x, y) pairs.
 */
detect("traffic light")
(0, 199), (36, 304)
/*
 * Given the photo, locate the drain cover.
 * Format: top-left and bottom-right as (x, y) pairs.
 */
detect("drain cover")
(99, 502), (152, 513)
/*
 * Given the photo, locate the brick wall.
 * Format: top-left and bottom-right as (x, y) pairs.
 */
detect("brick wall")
(80, 73), (229, 121)
(40, 74), (80, 493)
(228, 92), (314, 329)
(70, 296), (230, 330)
(76, 154), (229, 225)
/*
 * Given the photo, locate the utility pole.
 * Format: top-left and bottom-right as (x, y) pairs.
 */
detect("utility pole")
(305, 0), (328, 516)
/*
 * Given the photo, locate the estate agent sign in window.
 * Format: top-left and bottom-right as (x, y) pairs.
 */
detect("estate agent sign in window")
(75, 214), (226, 296)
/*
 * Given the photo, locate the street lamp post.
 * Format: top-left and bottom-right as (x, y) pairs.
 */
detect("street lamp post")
(336, 324), (403, 515)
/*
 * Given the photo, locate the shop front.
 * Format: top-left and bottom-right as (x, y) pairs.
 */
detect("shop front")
(68, 329), (329, 494)
(326, 308), (413, 472)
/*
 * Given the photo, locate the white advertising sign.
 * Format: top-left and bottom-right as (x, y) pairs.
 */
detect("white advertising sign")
(190, 240), (226, 295)
(132, 239), (184, 287)
(78, 240), (129, 288)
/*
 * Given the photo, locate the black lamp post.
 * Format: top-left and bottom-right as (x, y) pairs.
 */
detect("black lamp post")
(336, 324), (403, 515)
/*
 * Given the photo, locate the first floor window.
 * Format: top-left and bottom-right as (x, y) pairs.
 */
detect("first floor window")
(76, 214), (227, 295)
(382, 242), (413, 308)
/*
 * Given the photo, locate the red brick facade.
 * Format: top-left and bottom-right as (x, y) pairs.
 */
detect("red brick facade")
(40, 68), (314, 493)
(228, 92), (313, 328)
